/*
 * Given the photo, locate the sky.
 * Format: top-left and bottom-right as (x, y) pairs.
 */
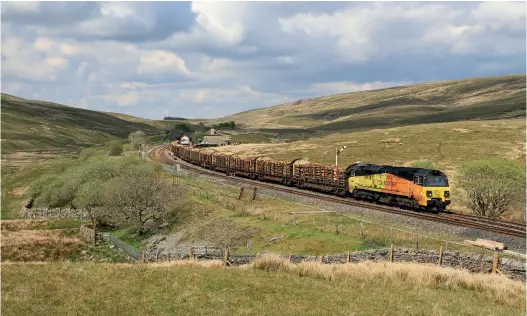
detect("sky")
(1, 1), (526, 120)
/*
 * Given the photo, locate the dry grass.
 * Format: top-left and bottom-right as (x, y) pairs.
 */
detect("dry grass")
(1, 219), (49, 231)
(2, 259), (525, 315)
(249, 254), (525, 307)
(1, 229), (85, 262)
(207, 74), (525, 129)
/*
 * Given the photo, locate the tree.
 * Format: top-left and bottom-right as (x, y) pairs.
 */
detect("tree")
(102, 166), (179, 235)
(458, 158), (525, 218)
(73, 180), (106, 244)
(128, 131), (146, 150)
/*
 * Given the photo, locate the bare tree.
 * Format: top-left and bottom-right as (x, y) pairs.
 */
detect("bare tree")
(103, 167), (181, 235)
(128, 131), (146, 150)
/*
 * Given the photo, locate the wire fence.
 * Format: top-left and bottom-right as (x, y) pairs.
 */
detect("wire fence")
(168, 171), (526, 260)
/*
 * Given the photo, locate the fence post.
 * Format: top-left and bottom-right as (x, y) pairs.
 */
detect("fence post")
(346, 250), (350, 263)
(288, 253), (292, 262)
(360, 223), (364, 238)
(438, 246), (443, 266)
(319, 255), (323, 263)
(252, 187), (258, 201)
(140, 251), (145, 264)
(224, 248), (229, 266)
(239, 187), (245, 200)
(492, 252), (499, 274)
(189, 247), (194, 261)
(389, 244), (393, 262)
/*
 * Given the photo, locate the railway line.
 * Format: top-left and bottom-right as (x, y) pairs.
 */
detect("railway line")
(148, 145), (526, 239)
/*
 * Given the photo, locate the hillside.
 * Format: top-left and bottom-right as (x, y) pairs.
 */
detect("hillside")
(209, 74), (525, 136)
(1, 94), (161, 158)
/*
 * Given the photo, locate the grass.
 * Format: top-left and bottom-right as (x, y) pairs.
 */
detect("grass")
(2, 259), (524, 315)
(206, 74), (525, 131)
(142, 175), (497, 257)
(0, 219), (133, 263)
(0, 93), (163, 161)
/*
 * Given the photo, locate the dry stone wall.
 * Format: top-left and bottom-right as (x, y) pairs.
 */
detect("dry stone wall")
(20, 207), (90, 220)
(144, 247), (526, 281)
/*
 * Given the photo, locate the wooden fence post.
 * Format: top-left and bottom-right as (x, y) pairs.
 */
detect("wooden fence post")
(389, 244), (393, 262)
(189, 247), (194, 261)
(288, 253), (292, 262)
(252, 187), (258, 201)
(438, 246), (443, 266)
(492, 252), (499, 274)
(224, 249), (229, 266)
(140, 251), (145, 264)
(239, 187), (245, 200)
(360, 223), (364, 238)
(346, 250), (350, 263)
(319, 255), (323, 263)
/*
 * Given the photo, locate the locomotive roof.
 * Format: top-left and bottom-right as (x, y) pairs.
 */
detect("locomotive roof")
(346, 163), (446, 176)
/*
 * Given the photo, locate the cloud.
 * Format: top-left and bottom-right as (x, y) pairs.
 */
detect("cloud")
(137, 50), (191, 76)
(1, 2), (524, 120)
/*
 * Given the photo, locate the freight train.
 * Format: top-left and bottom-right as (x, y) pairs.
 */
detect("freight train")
(171, 143), (451, 212)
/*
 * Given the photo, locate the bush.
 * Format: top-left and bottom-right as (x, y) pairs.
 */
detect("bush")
(106, 141), (123, 156)
(458, 158), (526, 218)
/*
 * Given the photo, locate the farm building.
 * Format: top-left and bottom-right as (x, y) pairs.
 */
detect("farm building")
(202, 128), (231, 146)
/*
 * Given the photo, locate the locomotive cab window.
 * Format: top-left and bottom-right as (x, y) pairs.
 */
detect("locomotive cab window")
(414, 176), (422, 185)
(424, 175), (449, 187)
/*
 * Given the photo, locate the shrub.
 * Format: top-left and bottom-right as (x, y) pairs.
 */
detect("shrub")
(458, 158), (526, 218)
(106, 141), (123, 156)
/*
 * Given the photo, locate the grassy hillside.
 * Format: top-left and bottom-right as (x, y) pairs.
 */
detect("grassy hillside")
(208, 74), (525, 136)
(1, 93), (160, 157)
(104, 111), (178, 131)
(2, 260), (524, 316)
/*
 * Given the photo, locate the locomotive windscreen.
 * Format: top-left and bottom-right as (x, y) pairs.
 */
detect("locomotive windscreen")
(424, 175), (449, 187)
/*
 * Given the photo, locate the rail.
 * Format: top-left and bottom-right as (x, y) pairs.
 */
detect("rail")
(148, 145), (526, 239)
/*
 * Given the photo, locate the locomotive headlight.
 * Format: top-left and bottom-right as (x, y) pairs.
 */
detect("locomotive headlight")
(444, 191), (450, 198)
(426, 190), (432, 197)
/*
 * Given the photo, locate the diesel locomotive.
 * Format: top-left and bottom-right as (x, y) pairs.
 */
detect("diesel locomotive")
(171, 144), (451, 212)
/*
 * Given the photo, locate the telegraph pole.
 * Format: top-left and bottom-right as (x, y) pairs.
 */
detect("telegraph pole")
(335, 145), (347, 167)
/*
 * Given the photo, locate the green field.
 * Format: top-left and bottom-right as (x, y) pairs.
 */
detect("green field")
(2, 259), (524, 316)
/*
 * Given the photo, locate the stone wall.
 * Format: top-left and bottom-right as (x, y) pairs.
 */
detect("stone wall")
(78, 225), (104, 243)
(144, 247), (526, 282)
(20, 206), (90, 220)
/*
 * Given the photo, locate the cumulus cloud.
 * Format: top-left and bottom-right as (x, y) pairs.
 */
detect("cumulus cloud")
(1, 1), (524, 119)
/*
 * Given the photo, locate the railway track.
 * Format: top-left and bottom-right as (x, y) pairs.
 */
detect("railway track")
(149, 145), (526, 239)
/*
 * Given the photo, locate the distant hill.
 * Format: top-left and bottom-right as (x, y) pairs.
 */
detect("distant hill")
(209, 74), (526, 137)
(1, 94), (160, 155)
